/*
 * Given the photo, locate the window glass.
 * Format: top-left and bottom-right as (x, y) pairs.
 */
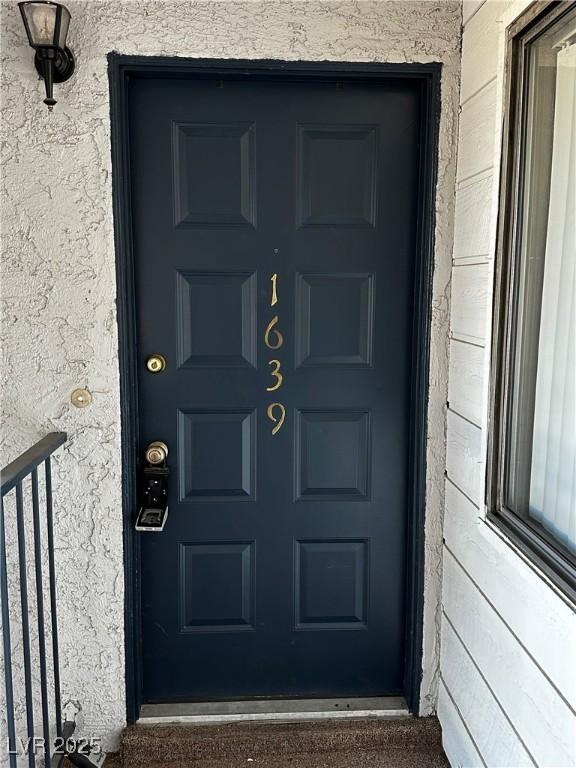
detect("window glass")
(505, 5), (576, 553)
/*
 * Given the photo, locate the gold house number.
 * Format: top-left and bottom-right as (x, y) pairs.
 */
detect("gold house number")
(266, 359), (283, 392)
(267, 402), (286, 435)
(266, 272), (285, 434)
(264, 315), (284, 350)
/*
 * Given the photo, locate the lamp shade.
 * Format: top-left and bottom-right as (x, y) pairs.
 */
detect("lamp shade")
(18, 1), (71, 49)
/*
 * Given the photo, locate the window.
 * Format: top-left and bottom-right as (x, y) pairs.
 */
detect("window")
(489, 1), (576, 599)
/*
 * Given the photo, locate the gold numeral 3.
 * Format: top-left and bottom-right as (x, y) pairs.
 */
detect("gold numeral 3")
(266, 359), (283, 392)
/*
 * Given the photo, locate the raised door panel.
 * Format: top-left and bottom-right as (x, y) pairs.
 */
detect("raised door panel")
(178, 409), (256, 502)
(295, 410), (371, 501)
(176, 271), (257, 368)
(294, 540), (369, 630)
(179, 542), (255, 632)
(295, 273), (375, 368)
(297, 124), (378, 228)
(172, 121), (256, 228)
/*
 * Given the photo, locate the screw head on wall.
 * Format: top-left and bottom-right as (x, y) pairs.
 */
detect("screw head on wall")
(70, 388), (92, 408)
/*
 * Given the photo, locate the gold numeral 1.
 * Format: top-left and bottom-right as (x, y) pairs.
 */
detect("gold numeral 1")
(267, 402), (286, 435)
(271, 273), (278, 306)
(266, 359), (283, 392)
(264, 315), (284, 350)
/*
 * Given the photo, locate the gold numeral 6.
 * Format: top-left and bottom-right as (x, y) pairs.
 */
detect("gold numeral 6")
(264, 315), (284, 350)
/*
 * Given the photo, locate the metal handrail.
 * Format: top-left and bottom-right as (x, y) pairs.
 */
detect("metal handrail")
(0, 433), (67, 768)
(1, 432), (67, 495)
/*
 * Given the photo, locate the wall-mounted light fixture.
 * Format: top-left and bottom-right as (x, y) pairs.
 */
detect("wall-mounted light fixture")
(18, 1), (75, 111)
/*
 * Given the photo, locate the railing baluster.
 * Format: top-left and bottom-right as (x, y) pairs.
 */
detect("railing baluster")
(45, 456), (63, 739)
(0, 494), (17, 768)
(32, 468), (51, 767)
(1, 434), (67, 765)
(15, 481), (36, 768)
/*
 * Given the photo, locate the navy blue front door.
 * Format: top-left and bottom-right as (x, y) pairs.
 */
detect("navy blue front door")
(130, 74), (421, 702)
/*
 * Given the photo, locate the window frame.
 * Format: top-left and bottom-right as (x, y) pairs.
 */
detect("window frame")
(487, 0), (576, 604)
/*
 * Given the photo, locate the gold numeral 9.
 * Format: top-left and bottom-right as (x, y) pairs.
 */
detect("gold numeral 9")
(267, 402), (286, 435)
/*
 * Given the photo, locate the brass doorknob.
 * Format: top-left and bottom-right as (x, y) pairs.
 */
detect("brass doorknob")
(145, 441), (168, 465)
(146, 354), (167, 373)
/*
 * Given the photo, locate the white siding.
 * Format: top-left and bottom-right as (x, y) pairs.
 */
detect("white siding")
(453, 175), (494, 262)
(441, 618), (535, 767)
(450, 263), (491, 345)
(448, 340), (485, 425)
(438, 683), (486, 768)
(446, 411), (483, 502)
(456, 83), (497, 184)
(462, 0), (487, 26)
(440, 1), (576, 766)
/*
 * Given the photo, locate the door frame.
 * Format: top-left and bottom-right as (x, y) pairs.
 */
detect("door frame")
(109, 54), (441, 722)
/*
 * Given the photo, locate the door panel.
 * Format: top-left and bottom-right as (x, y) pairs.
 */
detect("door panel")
(130, 75), (421, 702)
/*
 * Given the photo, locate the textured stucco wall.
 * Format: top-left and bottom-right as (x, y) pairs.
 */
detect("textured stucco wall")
(0, 0), (461, 751)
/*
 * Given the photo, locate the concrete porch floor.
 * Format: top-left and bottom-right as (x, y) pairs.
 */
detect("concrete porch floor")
(101, 717), (449, 767)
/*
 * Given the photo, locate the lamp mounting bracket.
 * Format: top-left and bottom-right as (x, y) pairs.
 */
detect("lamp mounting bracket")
(34, 46), (75, 83)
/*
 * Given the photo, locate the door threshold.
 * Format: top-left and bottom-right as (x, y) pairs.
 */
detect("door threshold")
(138, 696), (409, 725)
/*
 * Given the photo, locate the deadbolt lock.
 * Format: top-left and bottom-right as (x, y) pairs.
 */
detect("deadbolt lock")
(146, 354), (167, 373)
(145, 441), (168, 466)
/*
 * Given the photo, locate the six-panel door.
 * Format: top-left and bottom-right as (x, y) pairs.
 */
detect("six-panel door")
(130, 76), (421, 701)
